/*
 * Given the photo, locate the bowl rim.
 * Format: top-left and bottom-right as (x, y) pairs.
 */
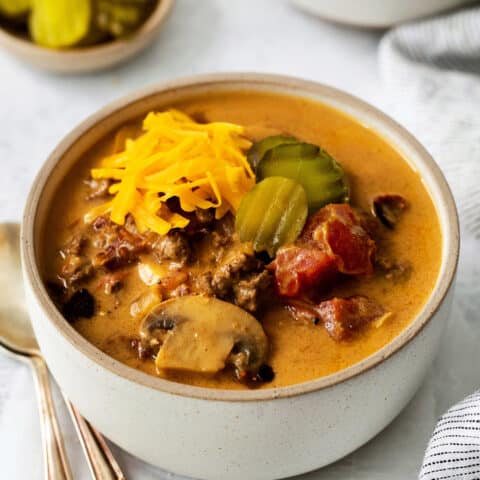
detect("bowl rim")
(0, 0), (174, 58)
(21, 72), (460, 402)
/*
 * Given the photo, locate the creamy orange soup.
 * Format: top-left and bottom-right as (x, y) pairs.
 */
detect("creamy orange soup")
(43, 91), (442, 389)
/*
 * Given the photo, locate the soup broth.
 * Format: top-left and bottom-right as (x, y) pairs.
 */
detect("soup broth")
(43, 91), (442, 389)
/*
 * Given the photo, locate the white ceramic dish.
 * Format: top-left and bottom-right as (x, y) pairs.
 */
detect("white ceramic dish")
(0, 0), (174, 74)
(292, 0), (476, 28)
(21, 73), (459, 480)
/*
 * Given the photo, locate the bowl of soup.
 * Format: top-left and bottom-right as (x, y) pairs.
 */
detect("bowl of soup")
(21, 73), (459, 480)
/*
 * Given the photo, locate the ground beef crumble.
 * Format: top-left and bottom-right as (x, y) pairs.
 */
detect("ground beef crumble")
(58, 234), (93, 286)
(152, 231), (191, 266)
(210, 245), (272, 313)
(375, 255), (412, 282)
(232, 270), (272, 313)
(91, 216), (149, 270)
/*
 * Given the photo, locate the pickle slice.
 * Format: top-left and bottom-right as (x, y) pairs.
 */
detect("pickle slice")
(257, 142), (349, 211)
(248, 135), (298, 171)
(0, 0), (30, 17)
(235, 177), (308, 256)
(30, 0), (91, 48)
(95, 0), (156, 38)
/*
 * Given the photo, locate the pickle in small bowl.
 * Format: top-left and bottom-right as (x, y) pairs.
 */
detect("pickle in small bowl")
(1, 0), (158, 49)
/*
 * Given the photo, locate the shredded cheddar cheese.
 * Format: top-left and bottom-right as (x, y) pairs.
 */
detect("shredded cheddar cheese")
(85, 110), (255, 235)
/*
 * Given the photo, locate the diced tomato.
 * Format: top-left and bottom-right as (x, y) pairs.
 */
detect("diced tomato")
(302, 204), (358, 239)
(302, 204), (375, 275)
(272, 204), (376, 299)
(316, 296), (386, 341)
(284, 296), (388, 341)
(271, 245), (336, 297)
(272, 204), (384, 338)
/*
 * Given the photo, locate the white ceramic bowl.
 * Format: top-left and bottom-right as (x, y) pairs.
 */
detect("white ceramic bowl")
(21, 73), (459, 480)
(0, 0), (173, 74)
(292, 0), (475, 28)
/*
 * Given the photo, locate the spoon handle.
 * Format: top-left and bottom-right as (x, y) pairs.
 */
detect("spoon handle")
(30, 355), (73, 480)
(64, 398), (125, 480)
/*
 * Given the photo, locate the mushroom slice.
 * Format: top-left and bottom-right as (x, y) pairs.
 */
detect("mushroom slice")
(140, 295), (268, 378)
(372, 194), (408, 229)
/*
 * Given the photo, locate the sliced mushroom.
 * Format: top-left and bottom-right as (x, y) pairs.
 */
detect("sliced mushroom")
(372, 194), (408, 229)
(139, 295), (268, 379)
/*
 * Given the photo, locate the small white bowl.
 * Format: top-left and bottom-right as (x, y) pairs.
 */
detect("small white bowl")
(21, 73), (459, 480)
(0, 0), (174, 74)
(292, 0), (475, 28)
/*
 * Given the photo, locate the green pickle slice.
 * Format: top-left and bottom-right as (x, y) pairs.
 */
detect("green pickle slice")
(247, 135), (298, 171)
(0, 0), (30, 18)
(235, 177), (308, 256)
(6, 0), (155, 48)
(30, 0), (91, 48)
(95, 0), (156, 38)
(257, 140), (349, 211)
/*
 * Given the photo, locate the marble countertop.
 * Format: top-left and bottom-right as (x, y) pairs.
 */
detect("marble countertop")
(1, 1), (477, 479)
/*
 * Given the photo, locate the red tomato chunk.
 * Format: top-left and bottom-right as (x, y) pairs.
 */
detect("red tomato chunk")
(317, 296), (386, 341)
(272, 204), (376, 298)
(271, 246), (336, 298)
(302, 204), (375, 275)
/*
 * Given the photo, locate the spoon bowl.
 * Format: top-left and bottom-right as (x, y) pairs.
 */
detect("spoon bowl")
(0, 223), (38, 354)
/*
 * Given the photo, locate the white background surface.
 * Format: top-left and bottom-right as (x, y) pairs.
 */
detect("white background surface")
(0, 1), (478, 479)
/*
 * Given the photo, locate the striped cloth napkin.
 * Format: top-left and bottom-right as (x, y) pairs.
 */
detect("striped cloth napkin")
(380, 6), (480, 239)
(380, 7), (480, 480)
(420, 392), (480, 480)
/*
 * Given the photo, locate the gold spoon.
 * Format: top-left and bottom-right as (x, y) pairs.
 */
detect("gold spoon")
(0, 223), (125, 480)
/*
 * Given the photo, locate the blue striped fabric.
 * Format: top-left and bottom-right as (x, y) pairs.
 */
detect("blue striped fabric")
(420, 392), (480, 479)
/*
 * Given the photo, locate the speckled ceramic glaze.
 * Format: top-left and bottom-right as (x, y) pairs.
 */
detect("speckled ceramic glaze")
(20, 74), (459, 480)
